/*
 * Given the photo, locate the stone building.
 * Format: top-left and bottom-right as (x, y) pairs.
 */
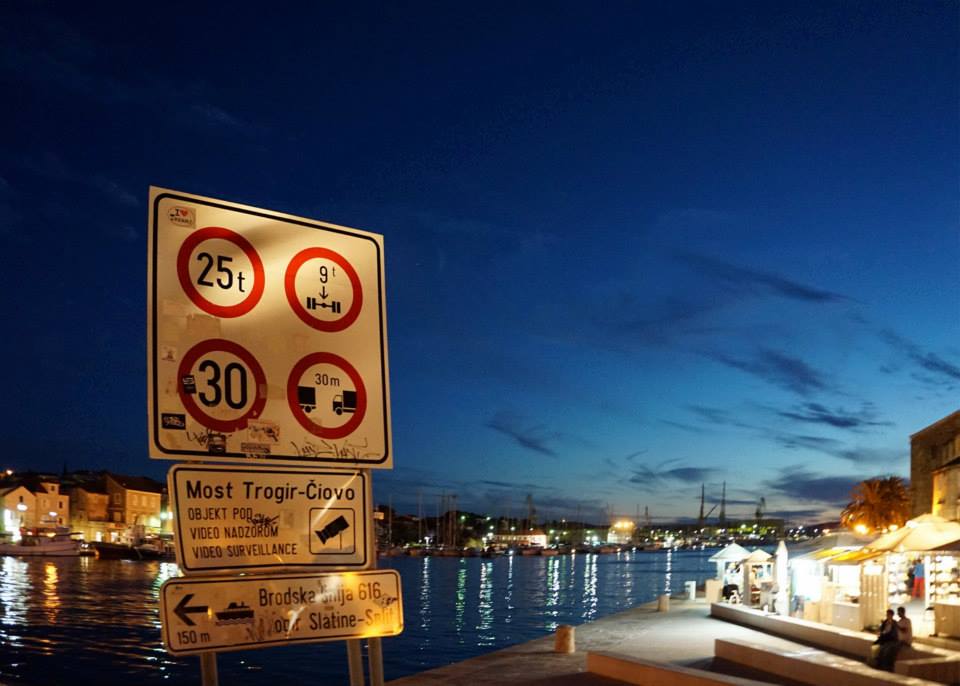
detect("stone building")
(911, 410), (960, 518)
(0, 477), (69, 535)
(105, 473), (165, 532)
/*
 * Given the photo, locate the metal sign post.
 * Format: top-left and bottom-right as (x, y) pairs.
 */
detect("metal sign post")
(148, 189), (399, 685)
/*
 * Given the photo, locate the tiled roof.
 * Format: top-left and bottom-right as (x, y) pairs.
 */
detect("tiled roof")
(107, 473), (164, 494)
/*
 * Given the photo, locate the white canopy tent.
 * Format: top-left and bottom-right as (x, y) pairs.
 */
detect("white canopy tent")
(867, 514), (960, 553)
(708, 542), (749, 581)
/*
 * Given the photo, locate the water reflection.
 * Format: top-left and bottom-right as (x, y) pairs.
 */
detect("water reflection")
(544, 556), (560, 631)
(454, 560), (468, 635)
(581, 553), (598, 621)
(476, 561), (494, 645)
(42, 562), (60, 625)
(0, 550), (718, 686)
(419, 556), (432, 644)
(664, 548), (673, 595)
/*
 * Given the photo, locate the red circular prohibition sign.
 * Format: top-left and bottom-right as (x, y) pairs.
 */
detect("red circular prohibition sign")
(177, 226), (265, 318)
(284, 247), (363, 332)
(177, 339), (267, 433)
(287, 352), (366, 439)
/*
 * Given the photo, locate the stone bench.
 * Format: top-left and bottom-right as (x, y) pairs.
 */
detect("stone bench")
(710, 603), (960, 683)
(586, 651), (774, 685)
(715, 638), (940, 686)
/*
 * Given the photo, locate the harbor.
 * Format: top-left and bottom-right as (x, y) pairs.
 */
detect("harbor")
(1, 2), (957, 684)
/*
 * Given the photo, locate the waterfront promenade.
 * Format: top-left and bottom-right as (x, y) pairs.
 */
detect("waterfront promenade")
(386, 598), (807, 685)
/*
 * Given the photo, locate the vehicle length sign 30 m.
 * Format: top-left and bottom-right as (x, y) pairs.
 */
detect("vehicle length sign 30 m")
(160, 570), (403, 656)
(169, 464), (371, 573)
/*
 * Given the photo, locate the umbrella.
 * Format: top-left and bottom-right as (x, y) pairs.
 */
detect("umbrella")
(744, 548), (773, 562)
(776, 540), (789, 615)
(708, 542), (749, 562)
(868, 514), (960, 552)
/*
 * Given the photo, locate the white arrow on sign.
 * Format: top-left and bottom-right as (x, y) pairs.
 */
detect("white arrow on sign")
(160, 569), (403, 656)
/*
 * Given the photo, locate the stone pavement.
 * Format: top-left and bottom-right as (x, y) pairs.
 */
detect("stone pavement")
(386, 599), (808, 686)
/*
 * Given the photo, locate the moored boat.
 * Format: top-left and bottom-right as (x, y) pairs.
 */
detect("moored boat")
(0, 528), (81, 557)
(91, 541), (169, 561)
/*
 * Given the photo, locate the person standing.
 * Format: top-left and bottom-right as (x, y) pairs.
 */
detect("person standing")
(913, 560), (925, 599)
(897, 607), (913, 647)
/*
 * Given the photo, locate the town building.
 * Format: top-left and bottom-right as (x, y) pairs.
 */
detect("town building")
(910, 410), (960, 518)
(491, 529), (548, 548)
(106, 473), (167, 531)
(59, 471), (168, 542)
(69, 478), (112, 542)
(0, 476), (69, 538)
(607, 519), (636, 545)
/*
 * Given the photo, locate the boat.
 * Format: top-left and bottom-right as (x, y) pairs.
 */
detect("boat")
(215, 602), (254, 625)
(519, 546), (541, 556)
(539, 547), (559, 556)
(0, 528), (81, 557)
(91, 541), (170, 561)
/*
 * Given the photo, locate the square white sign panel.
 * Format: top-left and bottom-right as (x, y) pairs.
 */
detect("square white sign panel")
(147, 187), (391, 468)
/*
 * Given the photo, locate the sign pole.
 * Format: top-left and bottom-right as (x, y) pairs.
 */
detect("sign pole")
(346, 639), (365, 686)
(366, 471), (385, 686)
(200, 652), (218, 686)
(368, 637), (385, 686)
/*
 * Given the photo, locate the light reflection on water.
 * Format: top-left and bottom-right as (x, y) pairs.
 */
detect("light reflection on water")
(0, 550), (715, 685)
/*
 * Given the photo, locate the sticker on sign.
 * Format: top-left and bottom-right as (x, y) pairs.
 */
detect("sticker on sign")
(168, 464), (372, 574)
(147, 187), (391, 468)
(159, 570), (403, 656)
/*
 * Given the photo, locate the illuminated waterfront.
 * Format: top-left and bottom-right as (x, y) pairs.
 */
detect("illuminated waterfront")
(0, 550), (716, 685)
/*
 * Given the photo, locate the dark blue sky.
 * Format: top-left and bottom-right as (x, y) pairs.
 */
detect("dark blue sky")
(1, 2), (957, 523)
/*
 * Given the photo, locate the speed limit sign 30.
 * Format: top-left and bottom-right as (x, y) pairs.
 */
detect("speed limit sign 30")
(147, 188), (391, 468)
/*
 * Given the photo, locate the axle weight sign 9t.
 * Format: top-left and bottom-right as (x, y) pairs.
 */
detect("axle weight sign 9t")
(147, 188), (392, 468)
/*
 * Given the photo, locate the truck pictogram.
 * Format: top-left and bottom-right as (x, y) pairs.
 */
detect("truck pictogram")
(332, 390), (357, 415)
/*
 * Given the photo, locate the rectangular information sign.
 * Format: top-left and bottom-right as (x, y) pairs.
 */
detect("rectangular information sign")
(160, 570), (403, 656)
(147, 187), (392, 468)
(169, 464), (371, 574)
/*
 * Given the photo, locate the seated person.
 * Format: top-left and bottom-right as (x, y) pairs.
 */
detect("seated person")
(874, 609), (900, 671)
(897, 607), (913, 647)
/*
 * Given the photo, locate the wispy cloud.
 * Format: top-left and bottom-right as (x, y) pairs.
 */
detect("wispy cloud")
(763, 467), (859, 507)
(880, 330), (960, 385)
(703, 348), (828, 396)
(777, 402), (892, 431)
(18, 151), (137, 208)
(629, 460), (719, 490)
(485, 411), (558, 457)
(686, 404), (756, 429)
(659, 419), (710, 434)
(770, 432), (902, 465)
(677, 252), (849, 304)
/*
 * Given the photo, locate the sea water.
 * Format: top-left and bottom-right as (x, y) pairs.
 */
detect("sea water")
(0, 549), (716, 685)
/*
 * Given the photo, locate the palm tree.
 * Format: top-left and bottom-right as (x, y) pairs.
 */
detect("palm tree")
(840, 476), (911, 533)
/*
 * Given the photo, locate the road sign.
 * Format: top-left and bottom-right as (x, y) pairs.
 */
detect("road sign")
(168, 464), (372, 574)
(160, 569), (403, 656)
(148, 187), (391, 468)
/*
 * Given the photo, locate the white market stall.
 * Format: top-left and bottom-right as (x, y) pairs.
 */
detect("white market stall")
(742, 548), (774, 608)
(786, 532), (873, 625)
(868, 515), (960, 637)
(708, 543), (749, 602)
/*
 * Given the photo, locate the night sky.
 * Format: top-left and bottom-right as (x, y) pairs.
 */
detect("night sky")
(1, 2), (957, 524)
